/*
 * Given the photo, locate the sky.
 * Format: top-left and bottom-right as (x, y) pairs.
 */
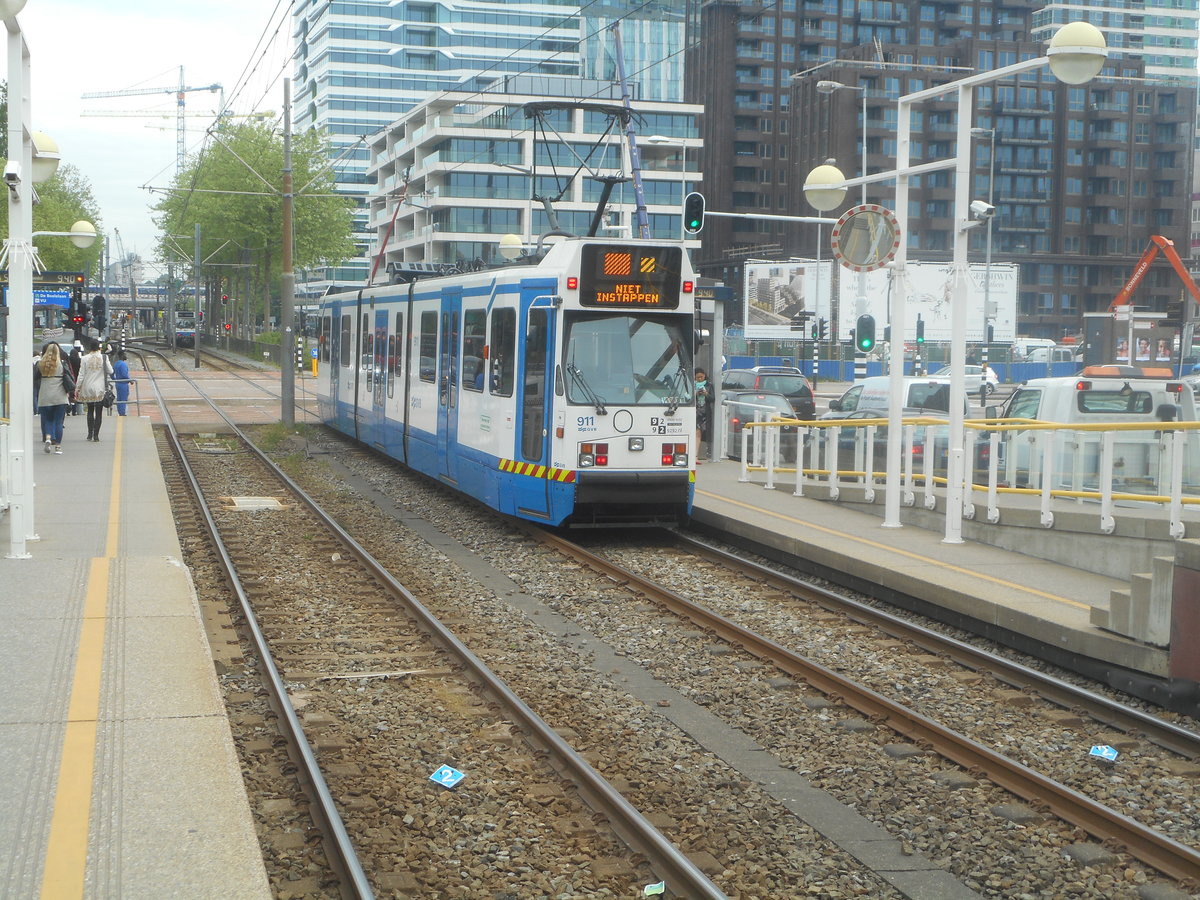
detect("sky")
(5, 0), (291, 278)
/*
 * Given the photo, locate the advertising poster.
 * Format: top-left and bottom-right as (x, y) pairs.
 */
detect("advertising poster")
(836, 261), (1020, 343)
(742, 259), (835, 340)
(1114, 330), (1175, 364)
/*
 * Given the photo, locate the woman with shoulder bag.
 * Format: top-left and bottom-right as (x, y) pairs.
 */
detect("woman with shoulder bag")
(74, 336), (115, 442)
(34, 342), (73, 454)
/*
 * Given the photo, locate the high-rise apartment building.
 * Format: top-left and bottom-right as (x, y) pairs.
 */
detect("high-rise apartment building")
(291, 0), (687, 292)
(686, 0), (1198, 342)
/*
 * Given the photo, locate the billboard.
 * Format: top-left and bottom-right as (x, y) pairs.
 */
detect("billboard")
(741, 258), (1019, 343)
(742, 259), (835, 340)
(837, 261), (1020, 343)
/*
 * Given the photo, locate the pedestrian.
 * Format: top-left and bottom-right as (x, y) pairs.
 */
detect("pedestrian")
(111, 350), (131, 416)
(33, 341), (73, 454)
(74, 336), (114, 442)
(67, 341), (83, 415)
(695, 367), (712, 464)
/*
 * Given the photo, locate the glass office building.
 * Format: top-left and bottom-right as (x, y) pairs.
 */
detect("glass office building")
(291, 0), (687, 293)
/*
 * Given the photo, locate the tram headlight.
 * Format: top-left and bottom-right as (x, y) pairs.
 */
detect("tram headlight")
(579, 443), (609, 467)
(662, 442), (688, 466)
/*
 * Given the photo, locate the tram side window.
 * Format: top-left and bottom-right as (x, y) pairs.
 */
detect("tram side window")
(393, 312), (404, 379)
(490, 308), (516, 397)
(362, 321), (374, 391)
(320, 315), (331, 362)
(419, 311), (438, 383)
(463, 309), (486, 392)
(339, 315), (351, 368)
(386, 336), (396, 398)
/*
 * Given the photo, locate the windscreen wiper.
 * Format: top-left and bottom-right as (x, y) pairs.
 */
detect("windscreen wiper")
(664, 364), (690, 416)
(567, 363), (607, 415)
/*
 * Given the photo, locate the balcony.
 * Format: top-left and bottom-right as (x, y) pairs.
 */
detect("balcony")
(996, 190), (1050, 204)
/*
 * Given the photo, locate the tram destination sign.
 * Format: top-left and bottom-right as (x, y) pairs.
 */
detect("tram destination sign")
(578, 245), (682, 309)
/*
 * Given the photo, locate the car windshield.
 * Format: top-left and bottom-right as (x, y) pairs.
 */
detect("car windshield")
(756, 374), (811, 396)
(563, 312), (692, 407)
(908, 383), (951, 411)
(733, 394), (792, 416)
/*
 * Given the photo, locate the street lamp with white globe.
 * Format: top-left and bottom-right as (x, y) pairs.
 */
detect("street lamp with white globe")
(793, 22), (1108, 543)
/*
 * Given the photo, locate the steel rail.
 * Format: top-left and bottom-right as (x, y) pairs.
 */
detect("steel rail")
(529, 528), (1200, 885)
(675, 533), (1200, 759)
(143, 354), (376, 899)
(147, 354), (727, 900)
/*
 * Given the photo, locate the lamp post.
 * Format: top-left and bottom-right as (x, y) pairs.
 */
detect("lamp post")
(802, 161), (847, 380)
(801, 22), (1106, 541)
(970, 126), (995, 370)
(645, 135), (688, 241)
(815, 80), (868, 378)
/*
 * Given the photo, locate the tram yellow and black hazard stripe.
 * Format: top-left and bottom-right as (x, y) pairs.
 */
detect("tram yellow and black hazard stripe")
(499, 460), (577, 483)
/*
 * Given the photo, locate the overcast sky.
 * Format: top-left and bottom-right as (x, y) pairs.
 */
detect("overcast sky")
(6, 0), (289, 277)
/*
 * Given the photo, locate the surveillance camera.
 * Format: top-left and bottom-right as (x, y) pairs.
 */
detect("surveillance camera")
(970, 200), (995, 219)
(4, 161), (21, 188)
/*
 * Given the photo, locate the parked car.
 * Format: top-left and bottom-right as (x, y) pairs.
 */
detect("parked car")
(931, 364), (999, 394)
(721, 368), (815, 419)
(723, 390), (799, 462)
(823, 375), (969, 419)
(1025, 346), (1079, 364)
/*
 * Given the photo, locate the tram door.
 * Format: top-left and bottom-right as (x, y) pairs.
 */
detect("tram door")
(518, 303), (555, 512)
(328, 301), (343, 421)
(436, 291), (461, 481)
(372, 309), (388, 441)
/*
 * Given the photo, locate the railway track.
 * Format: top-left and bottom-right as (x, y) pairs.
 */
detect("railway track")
(138, 346), (1200, 897)
(537, 528), (1200, 885)
(146, 356), (728, 898)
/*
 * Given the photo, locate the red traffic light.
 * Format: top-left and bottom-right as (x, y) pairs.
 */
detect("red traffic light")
(224, 322), (232, 331)
(71, 315), (85, 325)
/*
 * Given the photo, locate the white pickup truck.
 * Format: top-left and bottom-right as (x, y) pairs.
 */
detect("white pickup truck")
(991, 365), (1198, 491)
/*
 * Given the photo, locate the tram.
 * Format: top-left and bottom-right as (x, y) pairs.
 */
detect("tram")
(315, 238), (699, 526)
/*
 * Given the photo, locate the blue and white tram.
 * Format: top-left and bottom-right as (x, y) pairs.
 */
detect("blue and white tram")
(175, 309), (197, 348)
(315, 238), (699, 526)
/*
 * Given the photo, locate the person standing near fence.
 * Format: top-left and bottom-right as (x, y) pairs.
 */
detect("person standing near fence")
(75, 337), (114, 442)
(111, 350), (131, 416)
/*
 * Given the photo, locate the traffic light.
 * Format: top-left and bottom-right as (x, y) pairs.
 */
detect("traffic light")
(915, 317), (926, 344)
(1164, 297), (1184, 328)
(224, 322), (232, 332)
(818, 318), (828, 341)
(221, 294), (229, 305)
(986, 323), (995, 343)
(884, 325), (892, 343)
(93, 294), (106, 321)
(811, 322), (819, 340)
(855, 314), (876, 353)
(682, 191), (705, 235)
(71, 274), (84, 308)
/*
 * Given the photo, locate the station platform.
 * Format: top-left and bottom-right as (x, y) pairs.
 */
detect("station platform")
(0, 414), (270, 898)
(691, 457), (1198, 709)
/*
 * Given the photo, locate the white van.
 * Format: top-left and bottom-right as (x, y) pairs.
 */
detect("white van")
(824, 375), (970, 419)
(1012, 337), (1056, 360)
(992, 365), (1199, 488)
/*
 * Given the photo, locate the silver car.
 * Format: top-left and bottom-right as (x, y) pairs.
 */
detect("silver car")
(931, 364), (999, 394)
(724, 390), (798, 462)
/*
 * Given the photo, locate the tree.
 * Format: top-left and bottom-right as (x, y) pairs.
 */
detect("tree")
(153, 120), (354, 324)
(0, 161), (103, 275)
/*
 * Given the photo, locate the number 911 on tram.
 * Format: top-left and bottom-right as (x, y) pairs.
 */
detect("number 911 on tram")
(315, 238), (701, 527)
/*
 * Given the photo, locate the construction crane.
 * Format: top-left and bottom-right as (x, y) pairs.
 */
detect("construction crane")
(1107, 235), (1200, 314)
(82, 67), (222, 173)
